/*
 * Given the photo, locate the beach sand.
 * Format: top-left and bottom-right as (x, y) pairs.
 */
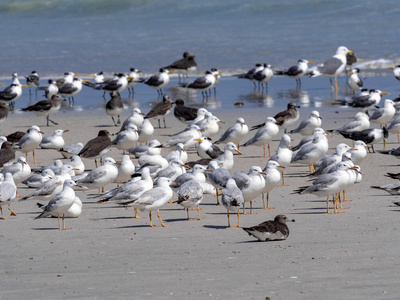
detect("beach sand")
(2, 100), (400, 299)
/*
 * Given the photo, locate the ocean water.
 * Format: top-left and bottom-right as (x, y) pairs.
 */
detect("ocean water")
(1, 0), (400, 113)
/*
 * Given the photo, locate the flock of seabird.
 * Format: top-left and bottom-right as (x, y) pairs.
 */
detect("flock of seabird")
(1, 46), (400, 241)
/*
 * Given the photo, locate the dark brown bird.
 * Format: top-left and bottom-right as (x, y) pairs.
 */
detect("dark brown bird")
(21, 95), (63, 126)
(164, 51), (197, 83)
(243, 214), (295, 242)
(144, 95), (174, 128)
(0, 141), (16, 167)
(105, 91), (124, 126)
(0, 102), (8, 122)
(78, 130), (111, 167)
(6, 131), (26, 143)
(251, 102), (300, 133)
(173, 99), (198, 123)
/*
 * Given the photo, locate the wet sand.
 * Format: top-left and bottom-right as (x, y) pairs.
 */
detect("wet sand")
(2, 87), (400, 299)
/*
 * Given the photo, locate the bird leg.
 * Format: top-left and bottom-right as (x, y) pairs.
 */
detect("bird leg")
(58, 214), (61, 229)
(326, 196), (333, 214)
(0, 207), (8, 220)
(263, 145), (266, 157)
(268, 143), (271, 157)
(157, 118), (161, 129)
(186, 208), (191, 220)
(397, 133), (400, 144)
(149, 211), (155, 227)
(263, 193), (274, 209)
(134, 208), (143, 219)
(342, 190), (351, 202)
(250, 201), (253, 214)
(8, 205), (16, 216)
(163, 116), (167, 128)
(46, 115), (58, 126)
(280, 173), (288, 186)
(338, 191), (350, 209)
(197, 206), (204, 220)
(215, 189), (220, 205)
(61, 214), (71, 230)
(157, 211), (170, 227)
(226, 210), (231, 228)
(32, 151), (39, 164)
(111, 116), (117, 126)
(242, 203), (248, 215)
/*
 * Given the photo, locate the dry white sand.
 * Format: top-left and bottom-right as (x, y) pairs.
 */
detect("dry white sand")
(2, 105), (400, 300)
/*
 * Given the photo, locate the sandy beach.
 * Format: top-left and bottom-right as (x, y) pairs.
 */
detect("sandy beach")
(2, 98), (400, 300)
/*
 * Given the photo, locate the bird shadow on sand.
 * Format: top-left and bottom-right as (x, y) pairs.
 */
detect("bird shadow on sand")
(32, 227), (67, 231)
(203, 224), (229, 230)
(94, 124), (116, 128)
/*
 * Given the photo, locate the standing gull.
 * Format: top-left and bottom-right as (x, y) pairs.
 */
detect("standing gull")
(215, 117), (248, 149)
(141, 68), (172, 96)
(243, 215), (295, 242)
(329, 112), (370, 134)
(164, 51), (197, 83)
(211, 142), (242, 171)
(144, 94), (174, 128)
(261, 160), (284, 209)
(35, 179), (81, 230)
(174, 180), (206, 221)
(15, 125), (43, 164)
(184, 70), (218, 97)
(194, 137), (222, 159)
(25, 71), (40, 98)
(44, 79), (59, 100)
(119, 108), (145, 131)
(105, 91), (124, 126)
(78, 130), (111, 167)
(0, 141), (16, 168)
(127, 68), (142, 94)
(0, 73), (28, 107)
(310, 46), (353, 92)
(221, 178), (244, 227)
(37, 196), (82, 218)
(336, 89), (389, 112)
(368, 99), (397, 128)
(173, 99), (198, 123)
(111, 123), (139, 156)
(253, 64), (274, 91)
(58, 77), (86, 104)
(289, 110), (322, 136)
(59, 142), (84, 159)
(338, 127), (388, 153)
(132, 177), (174, 227)
(93, 73), (129, 94)
(269, 134), (292, 185)
(137, 119), (154, 145)
(21, 95), (63, 126)
(235, 63), (265, 89)
(0, 173), (17, 219)
(276, 59), (313, 87)
(40, 129), (68, 149)
(243, 117), (279, 157)
(347, 68), (363, 93)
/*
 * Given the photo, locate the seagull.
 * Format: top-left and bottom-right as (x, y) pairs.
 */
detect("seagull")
(195, 113), (224, 139)
(194, 137), (222, 159)
(40, 129), (68, 149)
(253, 64), (274, 91)
(22, 168), (55, 188)
(329, 112), (370, 134)
(131, 177), (174, 227)
(206, 160), (230, 204)
(0, 141), (16, 168)
(211, 142), (242, 170)
(289, 110), (322, 136)
(174, 180), (206, 221)
(0, 173), (17, 219)
(221, 178), (244, 227)
(37, 196), (82, 218)
(252, 102), (300, 134)
(76, 157), (118, 193)
(119, 108), (145, 131)
(130, 139), (162, 158)
(173, 99), (198, 123)
(93, 73), (129, 94)
(25, 71), (40, 98)
(215, 117), (248, 149)
(295, 163), (358, 214)
(235, 63), (265, 89)
(21, 95), (63, 126)
(58, 77), (86, 104)
(164, 51), (197, 83)
(183, 70), (218, 97)
(338, 127), (388, 153)
(243, 215), (295, 242)
(114, 154), (136, 185)
(347, 140), (370, 165)
(173, 164), (208, 188)
(232, 166), (266, 214)
(347, 68), (363, 93)
(336, 89), (389, 112)
(63, 155), (85, 175)
(137, 154), (169, 176)
(78, 130), (111, 167)
(371, 182), (400, 195)
(261, 160), (284, 209)
(388, 65), (400, 82)
(44, 79), (59, 100)
(0, 73), (28, 107)
(368, 99), (397, 127)
(163, 143), (188, 163)
(144, 94), (174, 128)
(141, 68), (172, 96)
(269, 134), (292, 185)
(59, 142), (84, 159)
(310, 46), (353, 91)
(161, 125), (202, 149)
(15, 125), (43, 164)
(127, 68), (142, 94)
(19, 173), (63, 202)
(137, 119), (154, 145)
(1, 156), (31, 188)
(243, 117), (279, 157)
(35, 179), (81, 230)
(291, 128), (326, 151)
(276, 59), (313, 87)
(291, 131), (329, 173)
(105, 91), (124, 126)
(0, 102), (8, 122)
(311, 143), (353, 176)
(111, 123), (140, 156)
(153, 159), (187, 182)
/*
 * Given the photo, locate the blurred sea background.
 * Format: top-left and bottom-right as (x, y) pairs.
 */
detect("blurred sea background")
(1, 0), (400, 113)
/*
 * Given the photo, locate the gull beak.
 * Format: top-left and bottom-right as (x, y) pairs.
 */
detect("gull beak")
(21, 84), (30, 88)
(136, 129), (141, 134)
(168, 71), (175, 74)
(387, 67), (395, 70)
(87, 74), (96, 77)
(75, 184), (83, 188)
(170, 182), (177, 186)
(183, 164), (190, 169)
(307, 61), (314, 64)
(39, 131), (44, 134)
(115, 162), (121, 165)
(381, 92), (390, 95)
(205, 169), (212, 172)
(81, 79), (90, 83)
(63, 130), (69, 133)
(278, 165), (285, 169)
(193, 138), (202, 142)
(349, 147), (358, 151)
(235, 149), (243, 155)
(287, 218), (295, 222)
(348, 50), (354, 54)
(260, 171), (267, 175)
(218, 120), (225, 123)
(72, 168), (80, 171)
